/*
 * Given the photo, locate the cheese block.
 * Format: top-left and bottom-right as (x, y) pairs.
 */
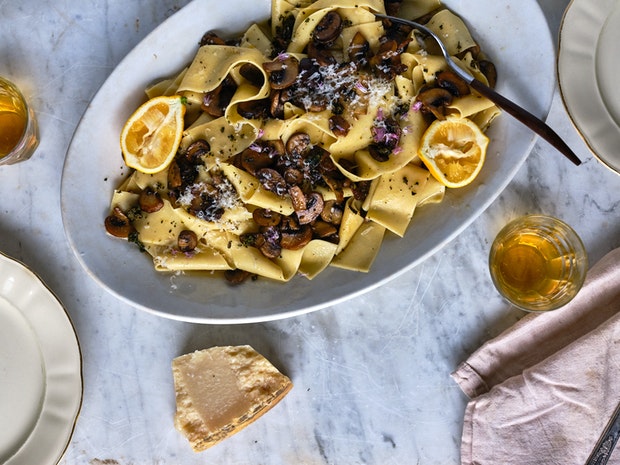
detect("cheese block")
(172, 345), (293, 451)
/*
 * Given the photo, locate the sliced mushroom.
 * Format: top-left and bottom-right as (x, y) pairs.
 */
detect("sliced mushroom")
(280, 215), (301, 231)
(283, 167), (304, 185)
(311, 220), (338, 238)
(240, 146), (273, 176)
(436, 70), (470, 97)
(262, 56), (300, 90)
(320, 200), (344, 225)
(286, 132), (312, 157)
(236, 98), (270, 119)
(224, 269), (253, 285)
(296, 192), (324, 225)
(270, 90), (284, 119)
(368, 144), (392, 162)
(348, 31), (371, 66)
(178, 229), (198, 252)
(202, 76), (237, 117)
(351, 180), (371, 201)
(272, 13), (295, 56)
(313, 10), (343, 45)
(307, 41), (337, 67)
(139, 188), (164, 213)
(257, 227), (282, 258)
(384, 0), (403, 16)
(104, 207), (134, 238)
(184, 139), (211, 163)
(288, 185), (307, 211)
(239, 63), (265, 87)
(257, 168), (287, 196)
(280, 224), (313, 250)
(199, 31), (227, 46)
(252, 208), (282, 227)
(478, 60), (497, 88)
(329, 114), (351, 137)
(167, 161), (182, 189)
(417, 87), (453, 119)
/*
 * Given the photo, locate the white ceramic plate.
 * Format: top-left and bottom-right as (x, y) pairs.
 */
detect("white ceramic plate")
(0, 252), (82, 465)
(558, 0), (620, 174)
(61, 0), (554, 323)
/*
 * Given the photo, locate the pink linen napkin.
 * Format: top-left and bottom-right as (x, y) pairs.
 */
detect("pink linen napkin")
(452, 247), (620, 465)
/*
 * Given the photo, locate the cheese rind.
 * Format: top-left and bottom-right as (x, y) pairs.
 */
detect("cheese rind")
(172, 345), (293, 451)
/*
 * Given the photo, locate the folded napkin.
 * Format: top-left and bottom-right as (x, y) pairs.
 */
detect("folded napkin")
(452, 247), (620, 465)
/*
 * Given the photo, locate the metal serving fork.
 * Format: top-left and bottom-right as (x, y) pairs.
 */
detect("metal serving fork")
(375, 13), (582, 166)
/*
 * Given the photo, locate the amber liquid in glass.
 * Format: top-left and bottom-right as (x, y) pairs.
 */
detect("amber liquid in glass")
(0, 86), (28, 158)
(491, 232), (565, 304)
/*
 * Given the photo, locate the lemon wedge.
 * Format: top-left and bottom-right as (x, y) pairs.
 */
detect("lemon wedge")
(120, 95), (185, 174)
(418, 117), (489, 188)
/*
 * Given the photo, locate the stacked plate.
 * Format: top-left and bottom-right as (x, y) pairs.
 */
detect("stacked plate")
(0, 252), (82, 465)
(558, 0), (620, 174)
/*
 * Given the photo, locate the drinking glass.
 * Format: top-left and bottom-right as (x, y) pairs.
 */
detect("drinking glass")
(0, 77), (38, 166)
(489, 215), (588, 311)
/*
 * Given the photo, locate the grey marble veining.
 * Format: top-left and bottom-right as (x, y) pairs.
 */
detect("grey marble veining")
(1, 0), (619, 464)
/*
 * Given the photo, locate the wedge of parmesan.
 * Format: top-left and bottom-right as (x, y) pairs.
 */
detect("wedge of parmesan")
(172, 345), (293, 451)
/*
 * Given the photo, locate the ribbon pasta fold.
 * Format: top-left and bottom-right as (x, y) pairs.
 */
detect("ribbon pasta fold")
(109, 0), (499, 282)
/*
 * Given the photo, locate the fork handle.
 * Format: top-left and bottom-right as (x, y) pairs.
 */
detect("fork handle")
(469, 79), (582, 166)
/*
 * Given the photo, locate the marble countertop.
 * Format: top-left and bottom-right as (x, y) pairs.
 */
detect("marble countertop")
(1, 1), (619, 464)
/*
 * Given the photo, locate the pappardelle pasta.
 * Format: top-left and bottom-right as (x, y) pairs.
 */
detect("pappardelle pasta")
(105, 0), (500, 284)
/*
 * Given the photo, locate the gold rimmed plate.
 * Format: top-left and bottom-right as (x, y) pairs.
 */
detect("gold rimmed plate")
(0, 252), (82, 465)
(558, 0), (620, 175)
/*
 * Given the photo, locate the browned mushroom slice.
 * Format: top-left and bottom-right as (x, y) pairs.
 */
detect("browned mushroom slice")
(384, 0), (403, 16)
(105, 207), (135, 238)
(296, 192), (324, 225)
(329, 114), (351, 137)
(258, 228), (282, 258)
(240, 146), (273, 176)
(369, 39), (397, 68)
(236, 98), (270, 120)
(280, 224), (313, 250)
(368, 144), (391, 162)
(178, 230), (198, 252)
(313, 10), (343, 45)
(262, 56), (300, 90)
(270, 90), (284, 119)
(252, 208), (282, 227)
(369, 38), (408, 79)
(184, 139), (211, 164)
(224, 269), (254, 285)
(288, 185), (307, 212)
(265, 139), (286, 157)
(348, 31), (371, 66)
(417, 87), (453, 119)
(257, 168), (287, 196)
(199, 31), (227, 46)
(478, 60), (497, 88)
(283, 168), (303, 186)
(320, 200), (344, 225)
(351, 180), (371, 201)
(272, 13), (295, 56)
(202, 76), (237, 117)
(286, 132), (312, 157)
(167, 161), (182, 189)
(239, 63), (265, 88)
(307, 41), (337, 67)
(311, 220), (338, 239)
(436, 70), (470, 97)
(139, 188), (164, 213)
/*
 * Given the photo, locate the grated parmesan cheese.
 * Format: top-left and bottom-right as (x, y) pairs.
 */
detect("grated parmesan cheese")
(288, 62), (393, 112)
